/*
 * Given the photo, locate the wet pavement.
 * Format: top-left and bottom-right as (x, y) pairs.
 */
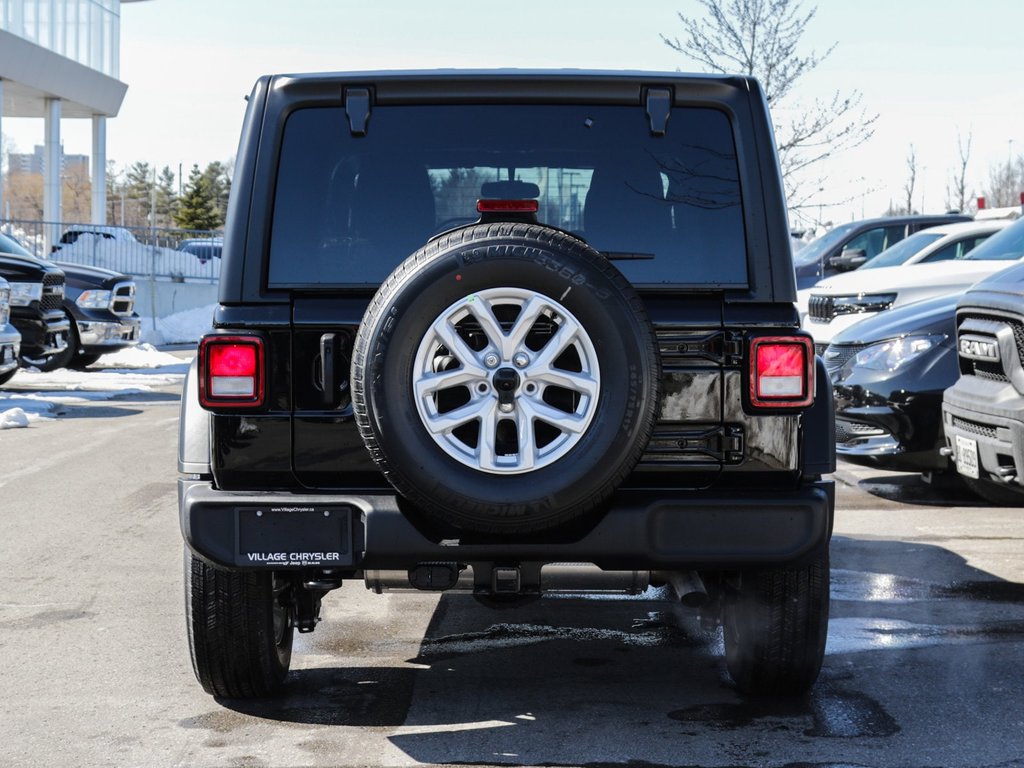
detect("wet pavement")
(2, 389), (1024, 767)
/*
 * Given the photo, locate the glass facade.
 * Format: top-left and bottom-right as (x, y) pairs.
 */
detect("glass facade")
(0, 0), (120, 78)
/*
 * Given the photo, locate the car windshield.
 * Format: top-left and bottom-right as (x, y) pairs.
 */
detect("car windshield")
(860, 232), (943, 269)
(961, 217), (1024, 261)
(268, 104), (749, 288)
(0, 231), (34, 257)
(792, 223), (860, 267)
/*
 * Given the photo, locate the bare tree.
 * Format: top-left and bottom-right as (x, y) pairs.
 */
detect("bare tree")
(903, 145), (917, 215)
(982, 155), (1024, 208)
(945, 130), (972, 213)
(661, 0), (877, 212)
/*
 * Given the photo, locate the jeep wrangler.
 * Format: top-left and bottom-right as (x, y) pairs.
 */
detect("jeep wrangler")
(178, 70), (835, 699)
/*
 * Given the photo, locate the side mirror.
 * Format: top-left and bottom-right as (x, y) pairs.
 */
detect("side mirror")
(831, 247), (868, 272)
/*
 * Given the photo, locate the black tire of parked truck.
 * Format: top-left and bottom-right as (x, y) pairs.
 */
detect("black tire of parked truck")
(723, 547), (830, 696)
(351, 222), (661, 535)
(0, 369), (14, 386)
(184, 549), (294, 698)
(964, 476), (1024, 506)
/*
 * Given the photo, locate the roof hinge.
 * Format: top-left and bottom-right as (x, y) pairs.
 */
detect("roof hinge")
(345, 87), (371, 137)
(644, 87), (672, 137)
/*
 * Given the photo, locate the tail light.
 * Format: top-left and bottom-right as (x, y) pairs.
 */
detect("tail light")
(199, 335), (265, 408)
(477, 199), (539, 213)
(749, 336), (814, 409)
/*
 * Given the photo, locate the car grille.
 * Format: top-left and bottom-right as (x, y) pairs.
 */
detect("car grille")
(959, 312), (1023, 382)
(822, 343), (864, 375)
(951, 415), (998, 440)
(41, 272), (64, 312)
(808, 295), (834, 322)
(835, 419), (885, 444)
(110, 281), (136, 316)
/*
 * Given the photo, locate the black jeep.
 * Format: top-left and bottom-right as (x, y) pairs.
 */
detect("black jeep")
(178, 71), (835, 699)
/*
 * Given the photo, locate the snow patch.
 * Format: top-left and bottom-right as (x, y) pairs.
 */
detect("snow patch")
(0, 407), (33, 430)
(139, 304), (216, 345)
(87, 343), (189, 369)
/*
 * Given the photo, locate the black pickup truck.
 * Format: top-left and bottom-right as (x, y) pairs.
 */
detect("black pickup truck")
(178, 70), (835, 699)
(0, 231), (68, 382)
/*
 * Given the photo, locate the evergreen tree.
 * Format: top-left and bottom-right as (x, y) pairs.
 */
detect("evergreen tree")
(124, 161), (154, 226)
(174, 164), (221, 231)
(154, 166), (179, 228)
(201, 161), (231, 224)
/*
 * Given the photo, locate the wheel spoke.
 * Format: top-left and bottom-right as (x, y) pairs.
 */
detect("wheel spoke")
(414, 368), (486, 400)
(424, 397), (490, 434)
(434, 319), (484, 370)
(530, 317), (580, 370)
(515, 407), (538, 470)
(464, 297), (508, 357)
(522, 398), (589, 434)
(507, 295), (549, 351)
(530, 369), (599, 400)
(477, 402), (500, 469)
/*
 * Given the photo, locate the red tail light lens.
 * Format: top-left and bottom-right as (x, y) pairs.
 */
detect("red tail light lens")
(749, 336), (814, 408)
(477, 199), (539, 213)
(199, 335), (265, 408)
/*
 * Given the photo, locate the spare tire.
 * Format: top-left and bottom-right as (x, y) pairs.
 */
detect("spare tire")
(352, 223), (660, 534)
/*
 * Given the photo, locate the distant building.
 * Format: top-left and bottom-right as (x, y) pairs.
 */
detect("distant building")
(8, 145), (90, 175)
(0, 1), (150, 246)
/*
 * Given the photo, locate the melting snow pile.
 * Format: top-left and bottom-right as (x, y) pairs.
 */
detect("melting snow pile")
(139, 304), (216, 345)
(0, 344), (191, 429)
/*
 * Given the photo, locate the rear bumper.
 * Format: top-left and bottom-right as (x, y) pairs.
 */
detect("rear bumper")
(179, 478), (834, 572)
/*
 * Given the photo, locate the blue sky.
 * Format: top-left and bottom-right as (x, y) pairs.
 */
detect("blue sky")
(6, 0), (1023, 226)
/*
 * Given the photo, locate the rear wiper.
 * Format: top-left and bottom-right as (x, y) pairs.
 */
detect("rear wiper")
(601, 251), (655, 260)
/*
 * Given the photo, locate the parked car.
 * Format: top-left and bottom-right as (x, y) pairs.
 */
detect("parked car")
(30, 261), (141, 371)
(178, 70), (835, 699)
(0, 276), (22, 383)
(177, 237), (222, 264)
(826, 293), (958, 477)
(855, 219), (1010, 271)
(53, 225), (139, 249)
(943, 260), (1024, 505)
(801, 218), (1022, 349)
(0, 231), (70, 380)
(792, 213), (971, 290)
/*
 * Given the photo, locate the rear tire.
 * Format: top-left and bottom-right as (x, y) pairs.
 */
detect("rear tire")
(184, 549), (294, 698)
(964, 476), (1024, 506)
(723, 548), (830, 696)
(0, 369), (15, 387)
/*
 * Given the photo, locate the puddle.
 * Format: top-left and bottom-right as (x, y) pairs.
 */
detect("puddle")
(416, 621), (683, 658)
(668, 686), (899, 738)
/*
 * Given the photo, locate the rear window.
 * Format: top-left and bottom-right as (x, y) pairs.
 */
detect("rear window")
(267, 104), (748, 288)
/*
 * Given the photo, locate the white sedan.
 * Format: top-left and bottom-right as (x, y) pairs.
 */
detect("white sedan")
(799, 219), (1020, 347)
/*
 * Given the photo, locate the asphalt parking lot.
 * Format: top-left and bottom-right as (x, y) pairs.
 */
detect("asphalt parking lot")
(1, 355), (1022, 768)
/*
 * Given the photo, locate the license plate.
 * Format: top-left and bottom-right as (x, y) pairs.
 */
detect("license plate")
(956, 435), (980, 480)
(237, 506), (352, 567)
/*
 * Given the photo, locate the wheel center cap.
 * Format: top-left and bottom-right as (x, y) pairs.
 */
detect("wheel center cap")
(492, 367), (520, 405)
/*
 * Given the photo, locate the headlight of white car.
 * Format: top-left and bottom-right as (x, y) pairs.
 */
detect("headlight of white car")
(832, 293), (898, 316)
(76, 289), (112, 309)
(8, 282), (43, 306)
(842, 334), (945, 375)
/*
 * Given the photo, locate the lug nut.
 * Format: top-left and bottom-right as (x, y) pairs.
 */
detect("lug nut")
(513, 353), (529, 368)
(484, 353), (500, 368)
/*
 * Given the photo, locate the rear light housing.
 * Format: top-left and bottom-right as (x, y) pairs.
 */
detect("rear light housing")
(199, 335), (265, 408)
(749, 336), (814, 409)
(476, 199), (539, 213)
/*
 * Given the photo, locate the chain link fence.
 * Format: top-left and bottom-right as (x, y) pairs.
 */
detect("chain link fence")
(0, 219), (222, 284)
